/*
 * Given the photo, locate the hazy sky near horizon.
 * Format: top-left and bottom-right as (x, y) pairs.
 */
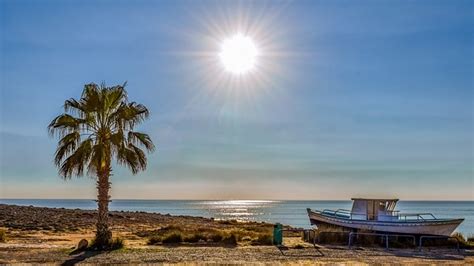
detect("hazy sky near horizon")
(1, 0), (473, 200)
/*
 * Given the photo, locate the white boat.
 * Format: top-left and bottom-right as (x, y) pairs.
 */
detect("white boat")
(307, 198), (464, 236)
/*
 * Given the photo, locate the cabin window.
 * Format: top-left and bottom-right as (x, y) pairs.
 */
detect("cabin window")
(367, 201), (375, 220)
(378, 202), (386, 211)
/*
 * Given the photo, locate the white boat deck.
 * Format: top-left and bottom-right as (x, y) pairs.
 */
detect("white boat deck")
(317, 208), (452, 223)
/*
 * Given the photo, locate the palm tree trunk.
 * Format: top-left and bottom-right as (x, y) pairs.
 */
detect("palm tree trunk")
(95, 166), (112, 248)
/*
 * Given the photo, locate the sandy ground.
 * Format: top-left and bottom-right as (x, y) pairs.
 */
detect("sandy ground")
(1, 204), (473, 264)
(1, 242), (472, 265)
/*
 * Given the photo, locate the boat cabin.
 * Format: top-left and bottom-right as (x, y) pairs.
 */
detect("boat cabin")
(350, 198), (399, 221)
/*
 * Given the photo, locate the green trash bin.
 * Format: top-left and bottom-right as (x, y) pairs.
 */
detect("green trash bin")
(273, 223), (283, 245)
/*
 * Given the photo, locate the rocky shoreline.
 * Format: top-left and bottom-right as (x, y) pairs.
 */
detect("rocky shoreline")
(0, 203), (243, 232)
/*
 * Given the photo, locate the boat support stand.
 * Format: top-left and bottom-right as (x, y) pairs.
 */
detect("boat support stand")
(347, 232), (461, 252)
(418, 235), (460, 252)
(348, 232), (416, 250)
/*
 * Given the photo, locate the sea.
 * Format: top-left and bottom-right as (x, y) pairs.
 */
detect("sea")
(1, 199), (473, 236)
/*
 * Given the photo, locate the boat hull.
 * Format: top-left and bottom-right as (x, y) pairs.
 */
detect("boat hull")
(307, 209), (463, 236)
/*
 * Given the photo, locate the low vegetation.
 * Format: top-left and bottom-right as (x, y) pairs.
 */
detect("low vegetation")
(310, 225), (351, 245)
(183, 233), (206, 243)
(162, 232), (183, 244)
(145, 224), (272, 246)
(221, 234), (238, 245)
(147, 235), (162, 245)
(467, 235), (474, 243)
(252, 233), (273, 245)
(294, 244), (305, 249)
(0, 229), (6, 242)
(89, 237), (124, 250)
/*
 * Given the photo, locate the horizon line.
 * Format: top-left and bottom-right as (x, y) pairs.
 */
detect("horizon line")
(1, 198), (473, 202)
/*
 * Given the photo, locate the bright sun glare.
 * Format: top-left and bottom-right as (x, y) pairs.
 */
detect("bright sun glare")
(219, 34), (258, 74)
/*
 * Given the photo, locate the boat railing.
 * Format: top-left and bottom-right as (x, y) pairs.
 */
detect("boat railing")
(320, 209), (352, 216)
(320, 209), (370, 220)
(398, 213), (438, 221)
(318, 209), (439, 221)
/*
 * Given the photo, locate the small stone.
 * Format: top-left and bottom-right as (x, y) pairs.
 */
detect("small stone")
(77, 239), (88, 250)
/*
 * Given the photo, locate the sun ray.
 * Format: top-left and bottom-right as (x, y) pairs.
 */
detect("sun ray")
(156, 1), (303, 127)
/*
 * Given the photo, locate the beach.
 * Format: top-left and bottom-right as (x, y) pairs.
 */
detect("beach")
(1, 204), (472, 264)
(2, 199), (472, 235)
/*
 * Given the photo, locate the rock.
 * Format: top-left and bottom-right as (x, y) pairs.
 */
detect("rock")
(77, 239), (88, 250)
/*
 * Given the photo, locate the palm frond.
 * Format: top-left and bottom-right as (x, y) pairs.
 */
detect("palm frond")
(117, 145), (140, 174)
(129, 143), (147, 169)
(110, 102), (150, 130)
(81, 83), (101, 112)
(54, 132), (81, 166)
(48, 114), (84, 137)
(128, 131), (155, 152)
(59, 138), (93, 178)
(64, 98), (85, 115)
(105, 84), (128, 111)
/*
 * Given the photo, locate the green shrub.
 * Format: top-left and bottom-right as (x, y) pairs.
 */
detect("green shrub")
(415, 232), (471, 249)
(452, 232), (466, 242)
(222, 234), (237, 245)
(386, 236), (417, 248)
(251, 234), (273, 245)
(89, 237), (124, 250)
(256, 234), (273, 245)
(183, 233), (205, 243)
(162, 232), (183, 244)
(450, 232), (474, 248)
(109, 238), (124, 250)
(230, 229), (259, 241)
(147, 235), (162, 245)
(0, 229), (6, 243)
(467, 235), (474, 243)
(315, 231), (349, 244)
(209, 232), (224, 242)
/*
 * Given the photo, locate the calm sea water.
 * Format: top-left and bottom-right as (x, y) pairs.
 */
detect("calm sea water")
(1, 199), (473, 236)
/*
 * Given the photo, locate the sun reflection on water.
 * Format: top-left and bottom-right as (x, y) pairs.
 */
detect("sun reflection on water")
(193, 200), (278, 221)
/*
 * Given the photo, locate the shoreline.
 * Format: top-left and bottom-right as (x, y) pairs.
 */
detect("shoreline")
(2, 199), (472, 235)
(1, 204), (473, 264)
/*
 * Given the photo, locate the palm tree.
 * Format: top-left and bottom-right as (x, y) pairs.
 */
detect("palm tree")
(48, 83), (155, 248)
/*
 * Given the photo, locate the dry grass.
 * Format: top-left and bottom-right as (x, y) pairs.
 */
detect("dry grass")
(89, 237), (125, 250)
(467, 234), (474, 243)
(221, 234), (238, 245)
(145, 225), (272, 246)
(251, 234), (273, 245)
(0, 229), (6, 242)
(183, 233), (206, 243)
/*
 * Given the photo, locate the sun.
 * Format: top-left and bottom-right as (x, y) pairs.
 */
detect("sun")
(219, 34), (258, 74)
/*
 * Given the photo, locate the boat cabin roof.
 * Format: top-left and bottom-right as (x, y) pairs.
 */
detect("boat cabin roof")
(351, 198), (399, 202)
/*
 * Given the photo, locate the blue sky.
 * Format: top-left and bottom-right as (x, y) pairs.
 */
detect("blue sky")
(1, 0), (472, 200)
